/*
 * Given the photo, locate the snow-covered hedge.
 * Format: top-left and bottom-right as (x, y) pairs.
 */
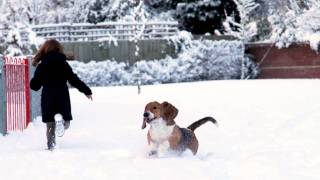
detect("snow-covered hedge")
(69, 40), (259, 87)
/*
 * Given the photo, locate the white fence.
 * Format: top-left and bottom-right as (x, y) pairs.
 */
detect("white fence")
(31, 21), (179, 42)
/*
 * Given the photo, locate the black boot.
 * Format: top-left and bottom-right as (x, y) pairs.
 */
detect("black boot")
(64, 120), (70, 130)
(46, 122), (56, 150)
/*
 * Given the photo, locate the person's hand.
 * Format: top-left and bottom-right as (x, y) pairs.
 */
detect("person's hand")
(86, 95), (93, 101)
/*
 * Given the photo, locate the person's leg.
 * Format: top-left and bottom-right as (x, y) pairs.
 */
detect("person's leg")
(59, 91), (72, 131)
(60, 111), (72, 131)
(46, 122), (56, 150)
(64, 120), (70, 130)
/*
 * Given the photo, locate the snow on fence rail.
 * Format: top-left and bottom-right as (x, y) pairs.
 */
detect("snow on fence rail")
(31, 21), (179, 42)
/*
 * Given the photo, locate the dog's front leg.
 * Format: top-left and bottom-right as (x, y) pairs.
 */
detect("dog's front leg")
(157, 140), (170, 157)
(148, 141), (158, 156)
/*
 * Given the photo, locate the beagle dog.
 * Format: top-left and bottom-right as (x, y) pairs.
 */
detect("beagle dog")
(141, 101), (217, 157)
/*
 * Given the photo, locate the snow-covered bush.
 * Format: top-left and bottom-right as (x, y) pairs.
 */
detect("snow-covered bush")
(69, 40), (259, 87)
(166, 30), (193, 53)
(70, 60), (132, 86)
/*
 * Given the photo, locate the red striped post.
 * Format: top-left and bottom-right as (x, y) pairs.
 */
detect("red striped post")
(3, 56), (31, 132)
(24, 57), (31, 128)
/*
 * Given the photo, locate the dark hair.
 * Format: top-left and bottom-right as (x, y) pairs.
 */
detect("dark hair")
(32, 39), (64, 66)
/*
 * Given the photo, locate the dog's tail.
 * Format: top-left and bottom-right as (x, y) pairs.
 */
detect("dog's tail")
(187, 117), (218, 132)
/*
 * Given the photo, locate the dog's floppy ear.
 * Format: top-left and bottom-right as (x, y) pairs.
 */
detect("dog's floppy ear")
(141, 119), (147, 129)
(161, 101), (178, 125)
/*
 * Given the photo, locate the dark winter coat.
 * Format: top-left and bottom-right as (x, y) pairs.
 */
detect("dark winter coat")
(30, 52), (92, 123)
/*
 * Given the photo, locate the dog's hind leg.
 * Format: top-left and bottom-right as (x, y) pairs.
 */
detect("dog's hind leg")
(188, 134), (199, 155)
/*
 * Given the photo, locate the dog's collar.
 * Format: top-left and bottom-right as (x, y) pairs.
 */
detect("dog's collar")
(146, 117), (157, 123)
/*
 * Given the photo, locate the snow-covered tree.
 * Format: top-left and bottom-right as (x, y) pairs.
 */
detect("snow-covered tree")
(222, 0), (259, 79)
(144, 0), (182, 9)
(268, 0), (320, 50)
(268, 9), (297, 48)
(295, 0), (320, 51)
(32, 0), (90, 24)
(64, 0), (91, 23)
(223, 0), (259, 42)
(176, 0), (240, 34)
(0, 0), (42, 56)
(87, 0), (109, 23)
(87, 0), (139, 23)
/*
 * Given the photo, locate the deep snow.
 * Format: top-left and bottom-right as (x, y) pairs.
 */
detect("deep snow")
(0, 80), (320, 180)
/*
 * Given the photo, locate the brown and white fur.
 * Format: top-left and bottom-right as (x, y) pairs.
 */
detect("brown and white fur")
(141, 101), (217, 157)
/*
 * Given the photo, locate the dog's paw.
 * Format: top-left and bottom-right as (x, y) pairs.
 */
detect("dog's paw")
(148, 150), (157, 156)
(157, 152), (166, 158)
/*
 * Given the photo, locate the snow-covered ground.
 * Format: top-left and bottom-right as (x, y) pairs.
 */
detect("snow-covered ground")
(1, 79), (320, 180)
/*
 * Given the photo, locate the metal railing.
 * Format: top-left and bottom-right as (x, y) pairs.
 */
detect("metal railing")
(31, 21), (179, 42)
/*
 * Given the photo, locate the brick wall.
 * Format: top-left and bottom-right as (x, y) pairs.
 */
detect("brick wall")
(246, 43), (320, 78)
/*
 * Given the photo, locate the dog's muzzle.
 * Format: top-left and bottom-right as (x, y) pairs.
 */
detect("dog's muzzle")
(143, 112), (155, 123)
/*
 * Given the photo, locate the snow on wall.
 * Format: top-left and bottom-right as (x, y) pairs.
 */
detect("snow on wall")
(69, 40), (259, 87)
